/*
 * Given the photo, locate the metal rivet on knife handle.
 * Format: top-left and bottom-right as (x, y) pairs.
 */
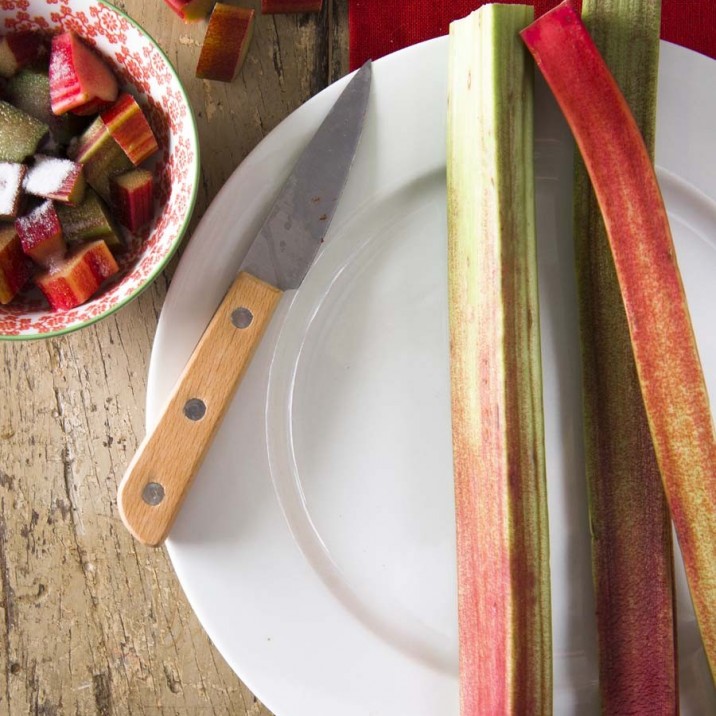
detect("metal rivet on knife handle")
(231, 307), (253, 329)
(183, 398), (207, 421)
(117, 272), (284, 545)
(142, 482), (165, 506)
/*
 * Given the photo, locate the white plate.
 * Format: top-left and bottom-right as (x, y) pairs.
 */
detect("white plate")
(147, 38), (716, 715)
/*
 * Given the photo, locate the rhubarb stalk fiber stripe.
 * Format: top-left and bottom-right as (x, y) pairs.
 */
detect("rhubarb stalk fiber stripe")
(573, 1), (678, 711)
(522, 0), (716, 679)
(448, 5), (551, 714)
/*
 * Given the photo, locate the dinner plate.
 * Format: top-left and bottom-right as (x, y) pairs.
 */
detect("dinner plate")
(147, 37), (716, 715)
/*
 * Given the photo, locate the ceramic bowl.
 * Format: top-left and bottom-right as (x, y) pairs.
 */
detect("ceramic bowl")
(0, 0), (199, 339)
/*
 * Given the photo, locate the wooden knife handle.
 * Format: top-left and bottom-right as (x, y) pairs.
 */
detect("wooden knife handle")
(118, 271), (283, 546)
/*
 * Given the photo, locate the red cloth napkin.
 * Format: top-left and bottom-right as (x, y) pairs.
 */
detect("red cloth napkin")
(349, 0), (716, 70)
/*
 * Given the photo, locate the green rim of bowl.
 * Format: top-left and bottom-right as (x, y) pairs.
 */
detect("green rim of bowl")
(0, 0), (201, 342)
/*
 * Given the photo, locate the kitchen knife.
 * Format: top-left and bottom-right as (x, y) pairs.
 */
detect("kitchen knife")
(118, 62), (372, 546)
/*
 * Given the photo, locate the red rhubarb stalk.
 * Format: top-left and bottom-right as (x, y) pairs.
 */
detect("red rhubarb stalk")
(49, 31), (118, 116)
(261, 0), (322, 14)
(36, 239), (118, 310)
(15, 199), (65, 269)
(572, 1), (678, 710)
(448, 5), (551, 714)
(110, 169), (154, 233)
(522, 0), (716, 679)
(163, 0), (214, 23)
(0, 225), (30, 304)
(196, 5), (255, 83)
(101, 93), (159, 165)
(0, 32), (44, 79)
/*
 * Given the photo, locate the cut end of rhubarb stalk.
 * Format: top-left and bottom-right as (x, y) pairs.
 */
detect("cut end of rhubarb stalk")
(0, 99), (48, 162)
(6, 69), (80, 146)
(49, 31), (118, 116)
(36, 238), (118, 310)
(67, 116), (105, 163)
(448, 5), (551, 714)
(24, 155), (86, 205)
(100, 93), (159, 166)
(57, 189), (123, 250)
(261, 0), (323, 13)
(69, 116), (132, 201)
(163, 0), (215, 22)
(71, 96), (114, 117)
(110, 169), (153, 233)
(196, 5), (255, 83)
(0, 33), (44, 79)
(0, 162), (27, 219)
(0, 224), (31, 303)
(522, 0), (716, 680)
(15, 199), (65, 269)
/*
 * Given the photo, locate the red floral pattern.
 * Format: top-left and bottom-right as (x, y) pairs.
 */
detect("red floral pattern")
(0, 0), (197, 337)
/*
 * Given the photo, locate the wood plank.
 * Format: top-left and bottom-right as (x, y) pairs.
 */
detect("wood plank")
(0, 1), (349, 712)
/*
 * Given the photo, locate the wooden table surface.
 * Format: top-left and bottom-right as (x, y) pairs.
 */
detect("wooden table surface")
(0, 1), (348, 713)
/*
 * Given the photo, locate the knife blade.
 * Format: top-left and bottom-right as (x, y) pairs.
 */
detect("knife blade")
(118, 62), (372, 546)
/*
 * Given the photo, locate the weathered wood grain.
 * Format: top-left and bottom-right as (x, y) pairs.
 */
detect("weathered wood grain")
(0, 1), (349, 713)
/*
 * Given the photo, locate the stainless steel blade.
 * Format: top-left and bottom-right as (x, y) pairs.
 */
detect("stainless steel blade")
(240, 61), (372, 290)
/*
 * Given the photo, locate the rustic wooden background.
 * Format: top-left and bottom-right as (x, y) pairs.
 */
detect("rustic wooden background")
(0, 1), (348, 712)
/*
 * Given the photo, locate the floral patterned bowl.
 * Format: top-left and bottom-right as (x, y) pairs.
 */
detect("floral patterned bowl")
(0, 0), (199, 339)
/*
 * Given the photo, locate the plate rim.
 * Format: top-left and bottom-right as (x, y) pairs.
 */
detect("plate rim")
(148, 35), (716, 716)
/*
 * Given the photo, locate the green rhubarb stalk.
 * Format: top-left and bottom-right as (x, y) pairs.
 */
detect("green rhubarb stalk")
(522, 0), (716, 682)
(574, 1), (678, 712)
(448, 5), (551, 714)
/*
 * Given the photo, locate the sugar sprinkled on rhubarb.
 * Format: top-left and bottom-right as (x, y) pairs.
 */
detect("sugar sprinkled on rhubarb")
(16, 198), (65, 268)
(49, 32), (118, 115)
(24, 155), (85, 204)
(36, 238), (118, 310)
(0, 162), (26, 218)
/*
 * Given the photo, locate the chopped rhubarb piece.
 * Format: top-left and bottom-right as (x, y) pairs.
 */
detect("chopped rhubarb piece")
(67, 115), (105, 162)
(15, 199), (65, 268)
(68, 116), (132, 201)
(0, 224), (30, 303)
(0, 33), (44, 79)
(23, 155), (85, 204)
(71, 96), (113, 116)
(57, 189), (122, 249)
(522, 0), (716, 678)
(163, 0), (214, 22)
(101, 93), (159, 165)
(35, 239), (118, 310)
(261, 0), (322, 12)
(0, 99), (47, 162)
(84, 140), (132, 202)
(0, 163), (26, 219)
(6, 69), (80, 145)
(196, 5), (255, 83)
(49, 31), (118, 116)
(110, 169), (153, 233)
